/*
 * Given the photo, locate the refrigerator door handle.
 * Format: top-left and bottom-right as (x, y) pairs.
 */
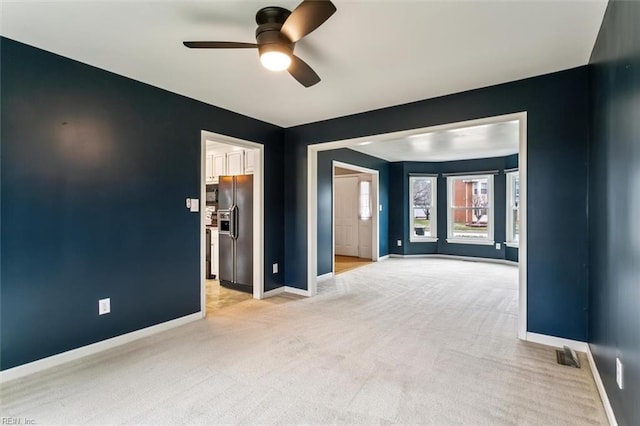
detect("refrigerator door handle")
(229, 204), (237, 240)
(232, 204), (239, 240)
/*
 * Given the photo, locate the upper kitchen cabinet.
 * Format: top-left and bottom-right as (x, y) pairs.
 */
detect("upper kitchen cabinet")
(226, 151), (244, 176)
(212, 154), (226, 182)
(205, 154), (215, 183)
(244, 149), (255, 174)
(205, 147), (254, 183)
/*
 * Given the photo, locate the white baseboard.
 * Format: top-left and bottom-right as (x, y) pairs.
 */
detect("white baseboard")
(390, 253), (517, 266)
(586, 345), (618, 426)
(283, 286), (311, 297)
(317, 272), (333, 281)
(0, 312), (202, 383)
(377, 255), (390, 261)
(264, 286), (313, 298)
(525, 332), (589, 352)
(262, 287), (285, 298)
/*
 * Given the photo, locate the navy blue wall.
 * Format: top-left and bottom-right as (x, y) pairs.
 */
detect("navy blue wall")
(284, 67), (590, 341)
(0, 38), (285, 370)
(588, 1), (640, 424)
(390, 155), (518, 262)
(317, 149), (389, 275)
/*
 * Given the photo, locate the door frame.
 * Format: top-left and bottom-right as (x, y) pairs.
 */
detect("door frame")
(308, 112), (528, 339)
(332, 161), (379, 272)
(200, 130), (264, 317)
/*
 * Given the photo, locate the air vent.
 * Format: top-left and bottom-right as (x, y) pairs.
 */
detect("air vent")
(556, 345), (581, 368)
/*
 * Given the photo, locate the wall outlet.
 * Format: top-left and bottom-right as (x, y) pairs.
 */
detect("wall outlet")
(379, 204), (383, 211)
(495, 243), (501, 250)
(98, 298), (111, 315)
(272, 263), (278, 274)
(397, 239), (402, 247)
(616, 357), (623, 389)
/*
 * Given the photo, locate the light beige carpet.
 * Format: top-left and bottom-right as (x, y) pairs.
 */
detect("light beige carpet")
(0, 258), (607, 425)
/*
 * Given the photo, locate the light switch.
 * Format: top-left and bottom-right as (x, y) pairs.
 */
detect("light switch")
(99, 298), (111, 315)
(190, 199), (199, 212)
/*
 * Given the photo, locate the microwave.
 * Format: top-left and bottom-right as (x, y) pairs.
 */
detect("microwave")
(206, 184), (218, 206)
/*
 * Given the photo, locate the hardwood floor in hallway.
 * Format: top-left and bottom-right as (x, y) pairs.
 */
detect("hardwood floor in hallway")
(205, 279), (252, 314)
(334, 255), (372, 274)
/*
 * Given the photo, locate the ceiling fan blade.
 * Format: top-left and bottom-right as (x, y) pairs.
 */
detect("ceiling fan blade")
(288, 55), (321, 87)
(183, 41), (258, 49)
(280, 0), (337, 43)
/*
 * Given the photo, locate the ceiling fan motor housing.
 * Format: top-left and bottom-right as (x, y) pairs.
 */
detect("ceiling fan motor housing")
(255, 6), (294, 56)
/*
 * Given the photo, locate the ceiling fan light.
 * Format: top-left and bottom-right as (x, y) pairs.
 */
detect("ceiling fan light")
(260, 50), (291, 71)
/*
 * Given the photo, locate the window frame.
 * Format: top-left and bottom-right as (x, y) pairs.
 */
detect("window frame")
(505, 171), (520, 247)
(409, 175), (438, 242)
(446, 174), (495, 245)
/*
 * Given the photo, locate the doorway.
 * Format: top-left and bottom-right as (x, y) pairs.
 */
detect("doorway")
(200, 131), (264, 318)
(308, 112), (527, 340)
(333, 162), (376, 274)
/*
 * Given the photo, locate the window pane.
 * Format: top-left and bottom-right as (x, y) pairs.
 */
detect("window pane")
(451, 177), (489, 222)
(451, 208), (489, 239)
(511, 208), (520, 241)
(449, 175), (492, 241)
(411, 177), (433, 237)
(359, 181), (371, 219)
(507, 172), (519, 243)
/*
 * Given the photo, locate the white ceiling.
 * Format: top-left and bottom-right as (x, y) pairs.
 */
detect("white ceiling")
(350, 119), (519, 162)
(1, 1), (607, 128)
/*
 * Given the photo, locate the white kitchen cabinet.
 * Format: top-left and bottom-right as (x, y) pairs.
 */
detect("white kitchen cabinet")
(208, 149), (251, 182)
(205, 154), (214, 183)
(244, 149), (255, 174)
(212, 154), (226, 182)
(226, 150), (244, 175)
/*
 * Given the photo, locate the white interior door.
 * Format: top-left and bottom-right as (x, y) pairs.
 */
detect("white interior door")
(358, 217), (372, 259)
(334, 176), (359, 257)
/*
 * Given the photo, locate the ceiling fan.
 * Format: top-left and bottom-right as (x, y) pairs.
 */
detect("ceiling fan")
(183, 0), (337, 88)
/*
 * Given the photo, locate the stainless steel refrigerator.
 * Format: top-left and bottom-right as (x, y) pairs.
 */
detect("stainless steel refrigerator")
(218, 174), (253, 293)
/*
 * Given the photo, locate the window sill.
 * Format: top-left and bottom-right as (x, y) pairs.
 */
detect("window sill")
(505, 242), (520, 248)
(446, 238), (495, 246)
(410, 237), (438, 243)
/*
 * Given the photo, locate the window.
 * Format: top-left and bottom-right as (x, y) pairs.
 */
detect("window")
(358, 180), (372, 220)
(447, 174), (494, 244)
(506, 171), (520, 246)
(409, 175), (437, 241)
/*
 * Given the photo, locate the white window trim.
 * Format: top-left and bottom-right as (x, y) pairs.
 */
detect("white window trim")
(409, 175), (438, 242)
(506, 171), (520, 248)
(446, 174), (494, 245)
